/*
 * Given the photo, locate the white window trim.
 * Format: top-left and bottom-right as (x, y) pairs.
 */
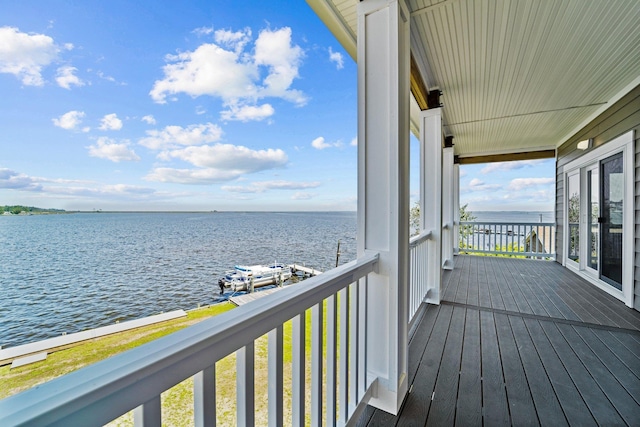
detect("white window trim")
(560, 130), (635, 307)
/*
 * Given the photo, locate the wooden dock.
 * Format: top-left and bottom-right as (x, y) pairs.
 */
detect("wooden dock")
(229, 265), (322, 307)
(289, 264), (322, 277)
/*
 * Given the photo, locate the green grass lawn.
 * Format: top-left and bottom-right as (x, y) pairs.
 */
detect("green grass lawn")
(1, 296), (341, 426)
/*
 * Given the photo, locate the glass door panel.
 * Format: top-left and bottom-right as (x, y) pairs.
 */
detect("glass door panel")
(600, 153), (623, 290)
(567, 172), (580, 264)
(587, 167), (599, 272)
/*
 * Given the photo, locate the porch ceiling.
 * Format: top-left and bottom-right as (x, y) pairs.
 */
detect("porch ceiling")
(307, 0), (640, 159)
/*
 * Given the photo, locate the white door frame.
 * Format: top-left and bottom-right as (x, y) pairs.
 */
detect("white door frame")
(561, 130), (634, 307)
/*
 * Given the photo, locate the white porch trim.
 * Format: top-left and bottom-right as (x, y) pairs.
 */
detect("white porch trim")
(442, 145), (455, 270)
(420, 108), (443, 304)
(453, 163), (460, 255)
(357, 0), (410, 415)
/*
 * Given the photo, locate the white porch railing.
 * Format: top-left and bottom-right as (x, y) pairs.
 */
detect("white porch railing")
(0, 252), (379, 427)
(459, 222), (556, 260)
(409, 230), (432, 323)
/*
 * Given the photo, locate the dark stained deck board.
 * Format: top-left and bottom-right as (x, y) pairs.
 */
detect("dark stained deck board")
(572, 326), (640, 404)
(479, 310), (511, 425)
(518, 259), (582, 321)
(493, 313), (540, 425)
(361, 256), (640, 426)
(476, 256), (492, 308)
(555, 324), (640, 425)
(462, 256), (480, 307)
(426, 306), (466, 426)
(455, 308), (482, 426)
(512, 260), (568, 319)
(594, 331), (640, 378)
(523, 318), (597, 427)
(485, 258), (507, 311)
(539, 321), (627, 426)
(393, 304), (454, 427)
(508, 316), (568, 426)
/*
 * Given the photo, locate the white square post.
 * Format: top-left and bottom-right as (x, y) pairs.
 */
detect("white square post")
(357, 0), (410, 415)
(453, 163), (460, 255)
(420, 108), (443, 304)
(442, 142), (455, 270)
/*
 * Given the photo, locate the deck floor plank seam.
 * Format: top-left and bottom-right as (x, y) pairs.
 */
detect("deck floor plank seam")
(359, 256), (640, 427)
(539, 321), (626, 425)
(572, 326), (640, 405)
(554, 324), (640, 425)
(455, 308), (482, 426)
(425, 306), (466, 426)
(508, 315), (569, 426)
(440, 300), (640, 336)
(493, 312), (540, 425)
(392, 305), (455, 427)
(522, 318), (598, 426)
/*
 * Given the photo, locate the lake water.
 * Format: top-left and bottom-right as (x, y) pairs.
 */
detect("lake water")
(0, 212), (356, 348)
(0, 210), (553, 348)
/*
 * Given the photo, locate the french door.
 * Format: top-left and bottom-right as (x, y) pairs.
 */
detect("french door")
(563, 130), (633, 306)
(600, 153), (623, 290)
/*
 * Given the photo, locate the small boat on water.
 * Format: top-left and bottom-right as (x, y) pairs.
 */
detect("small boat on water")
(219, 263), (292, 292)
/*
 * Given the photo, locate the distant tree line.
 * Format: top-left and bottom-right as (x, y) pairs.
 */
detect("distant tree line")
(1, 205), (66, 215)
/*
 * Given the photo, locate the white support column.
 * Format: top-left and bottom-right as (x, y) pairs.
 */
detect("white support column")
(357, 0), (410, 415)
(453, 163), (460, 255)
(420, 108), (443, 304)
(442, 144), (454, 270)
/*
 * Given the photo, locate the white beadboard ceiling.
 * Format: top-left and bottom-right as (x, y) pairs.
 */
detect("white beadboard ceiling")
(307, 0), (640, 158)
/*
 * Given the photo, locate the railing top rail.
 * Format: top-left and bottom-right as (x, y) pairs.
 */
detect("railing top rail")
(409, 229), (432, 248)
(460, 221), (555, 227)
(0, 251), (379, 427)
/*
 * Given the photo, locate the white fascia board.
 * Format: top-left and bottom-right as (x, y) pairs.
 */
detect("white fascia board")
(306, 0), (357, 60)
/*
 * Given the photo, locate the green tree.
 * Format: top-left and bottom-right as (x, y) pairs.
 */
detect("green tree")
(409, 202), (476, 241)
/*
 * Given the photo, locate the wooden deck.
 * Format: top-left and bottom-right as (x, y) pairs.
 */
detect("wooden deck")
(359, 255), (640, 426)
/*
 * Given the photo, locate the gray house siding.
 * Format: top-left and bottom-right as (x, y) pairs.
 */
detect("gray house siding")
(556, 84), (640, 311)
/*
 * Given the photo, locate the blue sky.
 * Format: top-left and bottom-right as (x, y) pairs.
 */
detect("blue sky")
(0, 1), (554, 212)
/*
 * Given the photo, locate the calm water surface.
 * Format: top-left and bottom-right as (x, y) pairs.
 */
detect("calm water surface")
(0, 212), (356, 348)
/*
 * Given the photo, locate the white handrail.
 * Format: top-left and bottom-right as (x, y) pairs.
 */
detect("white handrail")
(0, 252), (379, 427)
(409, 229), (432, 248)
(459, 221), (556, 259)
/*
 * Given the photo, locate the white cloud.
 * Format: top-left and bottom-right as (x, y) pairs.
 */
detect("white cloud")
(311, 136), (342, 150)
(0, 26), (62, 86)
(56, 65), (83, 89)
(145, 144), (288, 184)
(481, 159), (547, 174)
(141, 115), (156, 125)
(193, 26), (214, 37)
(507, 177), (555, 190)
(221, 103), (274, 122)
(164, 144), (287, 170)
(0, 168), (43, 191)
(52, 110), (85, 130)
(350, 137), (357, 147)
(328, 47), (344, 70)
(150, 43), (258, 104)
(149, 26), (306, 112)
(99, 113), (123, 131)
(467, 178), (502, 192)
(139, 123), (223, 150)
(0, 168), (174, 203)
(87, 137), (140, 162)
(292, 192), (314, 200)
(214, 28), (252, 53)
(254, 27), (306, 105)
(222, 180), (320, 193)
